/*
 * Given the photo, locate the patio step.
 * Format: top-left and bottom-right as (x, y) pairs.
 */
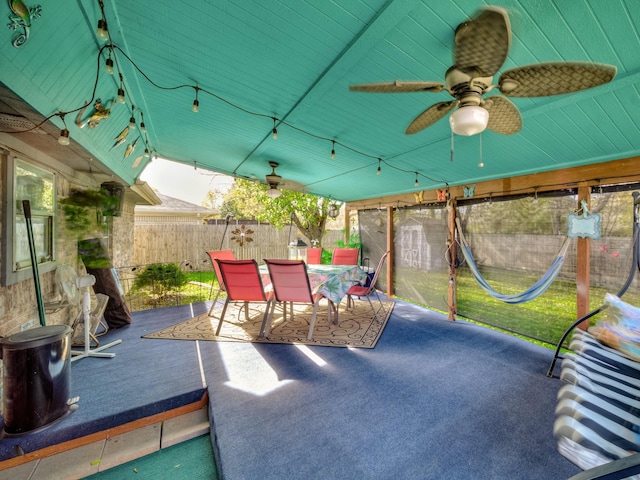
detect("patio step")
(0, 406), (210, 480)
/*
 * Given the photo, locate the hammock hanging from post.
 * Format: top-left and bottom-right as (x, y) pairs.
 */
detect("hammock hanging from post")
(455, 218), (572, 304)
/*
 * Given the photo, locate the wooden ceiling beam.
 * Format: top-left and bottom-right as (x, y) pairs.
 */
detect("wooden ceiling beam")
(347, 155), (640, 211)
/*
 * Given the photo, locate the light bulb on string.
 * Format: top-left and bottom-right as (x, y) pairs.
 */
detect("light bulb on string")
(192, 87), (199, 112)
(129, 107), (136, 130)
(105, 56), (114, 75)
(58, 128), (70, 145)
(139, 112), (146, 134)
(272, 117), (278, 140)
(57, 114), (70, 145)
(376, 158), (382, 176)
(96, 18), (108, 41)
(331, 140), (336, 159)
(117, 74), (126, 103)
(414, 172), (419, 187)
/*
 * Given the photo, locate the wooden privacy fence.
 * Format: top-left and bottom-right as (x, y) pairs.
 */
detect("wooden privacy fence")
(134, 223), (344, 268)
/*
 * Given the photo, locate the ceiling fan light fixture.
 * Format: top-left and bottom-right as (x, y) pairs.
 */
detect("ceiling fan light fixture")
(266, 187), (282, 199)
(265, 161), (282, 199)
(449, 105), (489, 136)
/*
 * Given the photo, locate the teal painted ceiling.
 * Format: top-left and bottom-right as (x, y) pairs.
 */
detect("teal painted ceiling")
(1, 0), (639, 202)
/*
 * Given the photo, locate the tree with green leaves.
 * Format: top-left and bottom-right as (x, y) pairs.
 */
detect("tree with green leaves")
(219, 178), (337, 246)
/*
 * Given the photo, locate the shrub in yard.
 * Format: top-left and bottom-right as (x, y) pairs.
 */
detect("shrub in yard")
(132, 263), (189, 298)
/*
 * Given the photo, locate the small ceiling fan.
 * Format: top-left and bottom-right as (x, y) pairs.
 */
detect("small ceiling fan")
(349, 6), (616, 136)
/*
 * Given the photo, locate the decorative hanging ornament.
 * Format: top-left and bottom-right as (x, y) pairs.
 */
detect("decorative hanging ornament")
(123, 136), (140, 159)
(110, 126), (130, 150)
(7, 0), (42, 47)
(567, 200), (601, 239)
(76, 99), (112, 129)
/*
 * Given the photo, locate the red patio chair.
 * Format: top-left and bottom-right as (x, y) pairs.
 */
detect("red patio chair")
(346, 251), (390, 322)
(263, 259), (333, 340)
(206, 249), (235, 316)
(331, 247), (359, 265)
(306, 247), (323, 264)
(212, 259), (272, 336)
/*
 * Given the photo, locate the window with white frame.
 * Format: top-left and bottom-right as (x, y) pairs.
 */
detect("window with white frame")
(2, 155), (56, 286)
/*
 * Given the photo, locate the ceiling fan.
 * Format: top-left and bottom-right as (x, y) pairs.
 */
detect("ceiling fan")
(349, 6), (616, 136)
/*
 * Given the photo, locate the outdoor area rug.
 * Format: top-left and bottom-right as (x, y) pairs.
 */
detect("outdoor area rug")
(143, 299), (395, 348)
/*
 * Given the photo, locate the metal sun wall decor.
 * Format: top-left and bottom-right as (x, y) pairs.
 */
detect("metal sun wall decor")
(231, 225), (254, 247)
(7, 0), (41, 47)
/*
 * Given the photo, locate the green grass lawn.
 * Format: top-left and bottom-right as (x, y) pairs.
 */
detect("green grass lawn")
(393, 264), (640, 347)
(123, 265), (640, 348)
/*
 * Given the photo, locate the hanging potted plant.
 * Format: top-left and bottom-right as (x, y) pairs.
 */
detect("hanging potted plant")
(60, 187), (118, 236)
(60, 186), (122, 268)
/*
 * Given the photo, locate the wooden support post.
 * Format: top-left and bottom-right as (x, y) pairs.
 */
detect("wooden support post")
(386, 206), (394, 298)
(448, 201), (457, 320)
(577, 185), (591, 329)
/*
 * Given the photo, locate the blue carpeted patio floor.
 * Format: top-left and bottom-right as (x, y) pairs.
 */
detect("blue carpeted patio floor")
(1, 299), (582, 479)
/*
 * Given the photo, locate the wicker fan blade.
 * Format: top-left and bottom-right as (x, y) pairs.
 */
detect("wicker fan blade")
(454, 6), (511, 77)
(484, 96), (522, 135)
(498, 62), (617, 97)
(406, 101), (456, 135)
(349, 81), (444, 93)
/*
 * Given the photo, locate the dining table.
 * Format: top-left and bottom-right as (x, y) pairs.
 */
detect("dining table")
(259, 263), (369, 320)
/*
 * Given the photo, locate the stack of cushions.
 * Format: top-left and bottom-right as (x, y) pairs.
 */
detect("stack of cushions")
(553, 294), (640, 474)
(591, 293), (640, 361)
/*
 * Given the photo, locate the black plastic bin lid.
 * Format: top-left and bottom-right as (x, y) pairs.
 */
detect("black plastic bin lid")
(1, 325), (71, 351)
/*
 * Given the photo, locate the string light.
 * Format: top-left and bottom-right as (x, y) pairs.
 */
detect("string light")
(96, 19), (108, 41)
(58, 128), (70, 145)
(331, 140), (336, 159)
(105, 56), (114, 75)
(58, 114), (70, 145)
(128, 106), (136, 130)
(192, 87), (199, 112)
(415, 172), (419, 187)
(139, 111), (146, 134)
(117, 74), (126, 103)
(6, 5), (455, 185)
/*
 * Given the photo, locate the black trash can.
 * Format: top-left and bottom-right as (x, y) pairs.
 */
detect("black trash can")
(1, 325), (73, 435)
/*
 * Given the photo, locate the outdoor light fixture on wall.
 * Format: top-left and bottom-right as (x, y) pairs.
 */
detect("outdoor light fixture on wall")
(265, 161), (282, 199)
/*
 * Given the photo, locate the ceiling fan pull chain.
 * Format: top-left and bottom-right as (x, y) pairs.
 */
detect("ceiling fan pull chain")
(450, 129), (455, 162)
